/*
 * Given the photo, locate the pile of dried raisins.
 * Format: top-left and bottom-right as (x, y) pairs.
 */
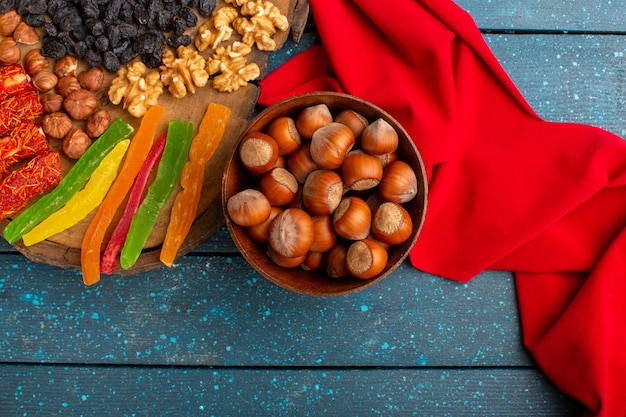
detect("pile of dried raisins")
(2, 0), (216, 73)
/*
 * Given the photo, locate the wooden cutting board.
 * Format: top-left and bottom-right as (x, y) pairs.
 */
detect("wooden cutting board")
(1, 0), (310, 274)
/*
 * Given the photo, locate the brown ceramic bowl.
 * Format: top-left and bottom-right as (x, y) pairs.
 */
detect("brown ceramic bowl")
(222, 92), (428, 296)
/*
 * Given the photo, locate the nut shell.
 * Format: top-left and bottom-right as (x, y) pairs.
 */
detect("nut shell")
(295, 103), (333, 139)
(302, 170), (344, 215)
(346, 239), (388, 279)
(378, 160), (418, 203)
(259, 167), (298, 206)
(227, 189), (272, 227)
(371, 201), (413, 245)
(333, 196), (372, 241)
(239, 132), (280, 175)
(267, 116), (301, 155)
(268, 208), (315, 258)
(309, 122), (355, 169)
(361, 118), (399, 155)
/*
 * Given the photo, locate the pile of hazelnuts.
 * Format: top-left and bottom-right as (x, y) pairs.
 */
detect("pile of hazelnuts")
(226, 103), (419, 280)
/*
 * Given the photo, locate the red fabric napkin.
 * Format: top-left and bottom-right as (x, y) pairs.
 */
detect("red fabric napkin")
(259, 1), (626, 416)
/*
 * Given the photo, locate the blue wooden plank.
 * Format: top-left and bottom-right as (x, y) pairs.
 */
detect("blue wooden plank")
(485, 34), (626, 137)
(0, 255), (530, 367)
(457, 0), (626, 32)
(0, 364), (583, 416)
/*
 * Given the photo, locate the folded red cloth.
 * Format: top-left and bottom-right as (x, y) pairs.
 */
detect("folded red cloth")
(259, 1), (626, 415)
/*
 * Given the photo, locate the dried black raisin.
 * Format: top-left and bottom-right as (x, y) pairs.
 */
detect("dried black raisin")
(84, 49), (103, 67)
(103, 51), (121, 73)
(0, 0), (15, 15)
(26, 0), (47, 15)
(24, 13), (46, 27)
(179, 7), (198, 27)
(40, 36), (67, 60)
(103, 0), (125, 25)
(118, 22), (139, 39)
(79, 0), (100, 19)
(94, 36), (110, 52)
(167, 34), (192, 49)
(197, 0), (216, 17)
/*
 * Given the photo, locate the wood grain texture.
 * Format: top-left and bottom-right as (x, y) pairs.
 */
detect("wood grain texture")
(0, 365), (583, 417)
(3, 1), (623, 415)
(457, 0), (626, 32)
(0, 255), (529, 367)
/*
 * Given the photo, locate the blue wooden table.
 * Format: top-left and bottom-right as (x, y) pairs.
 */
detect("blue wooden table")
(3, 0), (624, 415)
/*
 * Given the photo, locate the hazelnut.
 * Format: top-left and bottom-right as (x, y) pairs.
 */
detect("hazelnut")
(63, 89), (98, 120)
(0, 37), (21, 65)
(31, 70), (59, 93)
(40, 93), (64, 113)
(54, 55), (77, 78)
(77, 66), (104, 91)
(85, 109), (111, 138)
(24, 49), (50, 76)
(12, 21), (39, 45)
(42, 112), (73, 139)
(55, 75), (81, 97)
(63, 128), (91, 159)
(0, 10), (21, 37)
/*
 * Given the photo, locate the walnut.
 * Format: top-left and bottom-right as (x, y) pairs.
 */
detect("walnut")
(233, 0), (289, 51)
(63, 89), (98, 120)
(194, 6), (238, 51)
(77, 66), (104, 91)
(207, 42), (260, 92)
(42, 112), (73, 139)
(62, 128), (91, 159)
(108, 61), (164, 118)
(160, 45), (209, 99)
(85, 109), (111, 138)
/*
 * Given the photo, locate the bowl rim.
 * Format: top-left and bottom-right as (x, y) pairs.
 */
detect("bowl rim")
(222, 92), (428, 296)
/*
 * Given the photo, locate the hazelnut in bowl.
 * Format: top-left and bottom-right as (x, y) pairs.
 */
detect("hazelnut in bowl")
(222, 92), (428, 296)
